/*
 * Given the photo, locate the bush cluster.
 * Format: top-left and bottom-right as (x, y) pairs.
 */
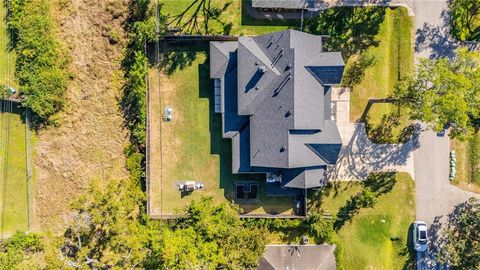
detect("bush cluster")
(7, 0), (69, 125)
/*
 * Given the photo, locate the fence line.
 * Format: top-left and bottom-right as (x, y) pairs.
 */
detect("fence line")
(25, 108), (33, 231)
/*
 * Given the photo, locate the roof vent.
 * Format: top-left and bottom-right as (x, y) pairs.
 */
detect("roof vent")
(259, 66), (267, 73)
(280, 146), (286, 152)
(285, 110), (292, 117)
(255, 61), (259, 66)
(287, 63), (292, 69)
(255, 86), (259, 90)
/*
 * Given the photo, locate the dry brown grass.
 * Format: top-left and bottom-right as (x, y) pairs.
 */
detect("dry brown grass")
(32, 0), (130, 232)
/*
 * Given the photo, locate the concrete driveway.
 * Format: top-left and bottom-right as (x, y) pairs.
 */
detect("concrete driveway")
(330, 123), (416, 181)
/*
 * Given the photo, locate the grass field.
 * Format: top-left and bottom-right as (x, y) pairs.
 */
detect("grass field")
(452, 134), (480, 193)
(346, 8), (413, 143)
(311, 173), (415, 269)
(0, 2), (29, 236)
(0, 103), (29, 237)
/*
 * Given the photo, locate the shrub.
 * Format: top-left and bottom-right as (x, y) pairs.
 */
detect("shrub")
(306, 212), (334, 243)
(7, 0), (69, 125)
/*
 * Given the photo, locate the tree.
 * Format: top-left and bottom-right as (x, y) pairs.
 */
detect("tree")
(0, 232), (44, 270)
(59, 179), (149, 269)
(436, 198), (480, 269)
(393, 48), (480, 140)
(306, 212), (334, 243)
(159, 197), (266, 269)
(450, 0), (480, 41)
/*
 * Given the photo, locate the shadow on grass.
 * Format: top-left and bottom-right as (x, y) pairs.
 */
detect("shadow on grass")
(333, 172), (397, 231)
(360, 99), (416, 144)
(197, 58), (292, 215)
(302, 6), (386, 59)
(399, 223), (416, 270)
(158, 43), (209, 76)
(167, 0), (233, 35)
(0, 100), (26, 123)
(341, 52), (377, 89)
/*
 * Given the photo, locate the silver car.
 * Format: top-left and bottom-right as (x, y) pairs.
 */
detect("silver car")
(413, 221), (428, 252)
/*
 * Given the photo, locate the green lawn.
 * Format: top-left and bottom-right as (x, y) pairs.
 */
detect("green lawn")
(160, 0), (295, 35)
(346, 8), (413, 143)
(157, 52), (294, 215)
(452, 134), (480, 193)
(0, 2), (29, 236)
(310, 173), (415, 269)
(0, 104), (29, 236)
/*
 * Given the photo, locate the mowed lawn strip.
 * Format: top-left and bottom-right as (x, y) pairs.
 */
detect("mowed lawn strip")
(348, 8), (413, 141)
(0, 2), (28, 236)
(0, 105), (29, 236)
(157, 52), (293, 215)
(321, 173), (415, 269)
(452, 133), (480, 193)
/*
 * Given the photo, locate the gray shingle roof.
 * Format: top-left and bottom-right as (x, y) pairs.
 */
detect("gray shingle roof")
(210, 30), (345, 189)
(257, 245), (337, 270)
(252, 0), (314, 9)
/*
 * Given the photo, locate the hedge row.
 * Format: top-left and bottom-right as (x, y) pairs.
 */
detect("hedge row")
(7, 0), (69, 124)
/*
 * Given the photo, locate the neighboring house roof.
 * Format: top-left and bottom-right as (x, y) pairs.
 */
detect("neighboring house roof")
(257, 245), (337, 270)
(252, 0), (314, 9)
(210, 30), (345, 189)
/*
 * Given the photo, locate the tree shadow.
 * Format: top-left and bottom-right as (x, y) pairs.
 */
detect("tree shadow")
(333, 193), (362, 231)
(166, 0), (233, 35)
(400, 223), (416, 270)
(341, 53), (376, 89)
(302, 6), (386, 59)
(360, 99), (416, 144)
(415, 7), (459, 59)
(363, 171), (396, 195)
(333, 172), (398, 231)
(161, 49), (198, 76)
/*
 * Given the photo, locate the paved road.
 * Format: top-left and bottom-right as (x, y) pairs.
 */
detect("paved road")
(414, 129), (480, 223)
(412, 0), (458, 61)
(413, 128), (480, 269)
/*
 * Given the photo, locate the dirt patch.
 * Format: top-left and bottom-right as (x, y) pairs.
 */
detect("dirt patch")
(32, 0), (130, 232)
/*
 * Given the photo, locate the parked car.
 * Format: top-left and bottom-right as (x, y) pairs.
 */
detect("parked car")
(413, 221), (428, 252)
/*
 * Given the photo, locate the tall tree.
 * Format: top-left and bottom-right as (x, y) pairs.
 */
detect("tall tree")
(393, 48), (480, 140)
(450, 0), (480, 41)
(159, 197), (266, 269)
(436, 198), (480, 269)
(59, 179), (150, 269)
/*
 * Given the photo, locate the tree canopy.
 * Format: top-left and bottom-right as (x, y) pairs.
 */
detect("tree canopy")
(393, 48), (480, 140)
(7, 0), (69, 125)
(437, 198), (480, 269)
(159, 197), (266, 269)
(450, 0), (480, 41)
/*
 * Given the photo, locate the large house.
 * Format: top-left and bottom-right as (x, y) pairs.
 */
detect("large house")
(210, 30), (345, 199)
